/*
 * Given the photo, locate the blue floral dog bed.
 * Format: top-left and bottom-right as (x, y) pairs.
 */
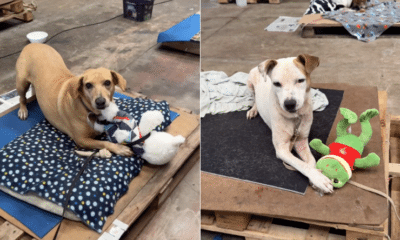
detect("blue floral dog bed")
(0, 97), (172, 232)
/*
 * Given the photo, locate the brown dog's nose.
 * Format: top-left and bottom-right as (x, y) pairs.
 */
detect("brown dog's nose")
(95, 97), (106, 109)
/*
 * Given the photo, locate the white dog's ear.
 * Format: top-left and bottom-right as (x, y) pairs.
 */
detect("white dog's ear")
(111, 71), (127, 91)
(296, 54), (320, 74)
(258, 59), (277, 81)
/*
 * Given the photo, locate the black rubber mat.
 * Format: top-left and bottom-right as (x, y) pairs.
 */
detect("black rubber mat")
(201, 89), (344, 194)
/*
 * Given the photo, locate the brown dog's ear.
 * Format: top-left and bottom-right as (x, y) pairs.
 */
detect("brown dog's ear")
(296, 54), (319, 74)
(258, 59), (277, 81)
(69, 77), (84, 99)
(111, 71), (127, 91)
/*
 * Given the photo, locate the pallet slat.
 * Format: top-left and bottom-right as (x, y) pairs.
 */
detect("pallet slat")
(390, 137), (400, 239)
(0, 221), (24, 240)
(305, 225), (330, 240)
(215, 211), (252, 231)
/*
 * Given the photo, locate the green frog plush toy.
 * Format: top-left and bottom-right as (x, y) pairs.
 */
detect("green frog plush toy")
(309, 108), (380, 188)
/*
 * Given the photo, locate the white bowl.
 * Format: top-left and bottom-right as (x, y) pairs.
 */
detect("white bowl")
(26, 31), (48, 43)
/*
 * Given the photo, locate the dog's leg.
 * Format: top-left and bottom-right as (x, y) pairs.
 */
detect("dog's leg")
(16, 73), (31, 120)
(246, 76), (258, 119)
(75, 138), (133, 156)
(294, 138), (316, 168)
(247, 103), (258, 119)
(274, 140), (333, 193)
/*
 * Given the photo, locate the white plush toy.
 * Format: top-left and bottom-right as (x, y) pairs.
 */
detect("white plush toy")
(75, 101), (185, 165)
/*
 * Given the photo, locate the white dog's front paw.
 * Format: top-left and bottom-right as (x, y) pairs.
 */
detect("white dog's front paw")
(308, 168), (333, 194)
(246, 106), (258, 119)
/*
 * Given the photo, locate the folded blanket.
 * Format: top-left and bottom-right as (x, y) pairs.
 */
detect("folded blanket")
(200, 71), (254, 117)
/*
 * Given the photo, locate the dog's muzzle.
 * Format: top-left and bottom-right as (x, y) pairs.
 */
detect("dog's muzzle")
(95, 97), (106, 110)
(284, 99), (297, 113)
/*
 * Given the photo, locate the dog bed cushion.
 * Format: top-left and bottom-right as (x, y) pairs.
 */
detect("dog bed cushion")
(201, 88), (344, 194)
(0, 97), (172, 233)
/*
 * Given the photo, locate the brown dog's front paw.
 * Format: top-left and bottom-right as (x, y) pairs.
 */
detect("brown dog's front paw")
(18, 107), (28, 120)
(110, 144), (133, 157)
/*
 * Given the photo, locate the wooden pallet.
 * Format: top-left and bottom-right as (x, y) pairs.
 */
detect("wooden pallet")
(0, 0), (34, 23)
(0, 90), (200, 240)
(218, 0), (280, 4)
(201, 91), (396, 240)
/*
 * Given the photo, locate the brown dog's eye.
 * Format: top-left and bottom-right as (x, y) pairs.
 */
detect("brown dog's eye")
(298, 79), (305, 83)
(273, 82), (282, 87)
(104, 80), (111, 86)
(85, 83), (93, 89)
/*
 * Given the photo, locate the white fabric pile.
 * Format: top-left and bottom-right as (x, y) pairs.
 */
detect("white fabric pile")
(200, 71), (329, 117)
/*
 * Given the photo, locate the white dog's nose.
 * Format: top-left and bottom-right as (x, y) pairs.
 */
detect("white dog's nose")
(284, 99), (296, 112)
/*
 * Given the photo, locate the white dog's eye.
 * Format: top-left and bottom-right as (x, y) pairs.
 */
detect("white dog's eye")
(273, 82), (282, 87)
(298, 79), (305, 83)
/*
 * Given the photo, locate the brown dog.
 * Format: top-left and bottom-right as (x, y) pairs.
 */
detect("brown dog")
(16, 43), (133, 156)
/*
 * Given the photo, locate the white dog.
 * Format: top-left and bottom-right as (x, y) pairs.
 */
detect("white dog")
(246, 54), (334, 194)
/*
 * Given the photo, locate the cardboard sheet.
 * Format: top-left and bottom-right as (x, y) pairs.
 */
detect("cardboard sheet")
(201, 83), (388, 226)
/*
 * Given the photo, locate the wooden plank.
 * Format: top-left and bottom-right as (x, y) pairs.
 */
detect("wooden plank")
(391, 115), (400, 138)
(102, 125), (200, 235)
(0, 0), (23, 13)
(279, 216), (384, 234)
(0, 8), (32, 23)
(120, 196), (159, 240)
(14, 10), (32, 22)
(201, 221), (346, 240)
(201, 211), (216, 225)
(378, 90), (390, 239)
(389, 163), (400, 177)
(390, 136), (400, 240)
(122, 149), (199, 239)
(305, 225), (330, 240)
(247, 216), (273, 233)
(215, 211), (252, 231)
(157, 148), (199, 206)
(0, 221), (24, 240)
(161, 41), (199, 55)
(346, 231), (384, 240)
(269, 0), (280, 3)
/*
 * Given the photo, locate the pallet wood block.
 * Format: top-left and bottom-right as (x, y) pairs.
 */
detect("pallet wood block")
(0, 221), (24, 240)
(247, 216), (273, 233)
(305, 225), (330, 240)
(0, 0), (23, 13)
(215, 211), (252, 231)
(346, 231), (384, 240)
(201, 211), (216, 225)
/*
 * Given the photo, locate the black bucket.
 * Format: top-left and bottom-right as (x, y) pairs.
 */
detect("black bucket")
(123, 0), (155, 22)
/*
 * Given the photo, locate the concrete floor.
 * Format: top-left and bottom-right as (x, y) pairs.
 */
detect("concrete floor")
(201, 0), (400, 116)
(201, 0), (400, 239)
(0, 0), (199, 239)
